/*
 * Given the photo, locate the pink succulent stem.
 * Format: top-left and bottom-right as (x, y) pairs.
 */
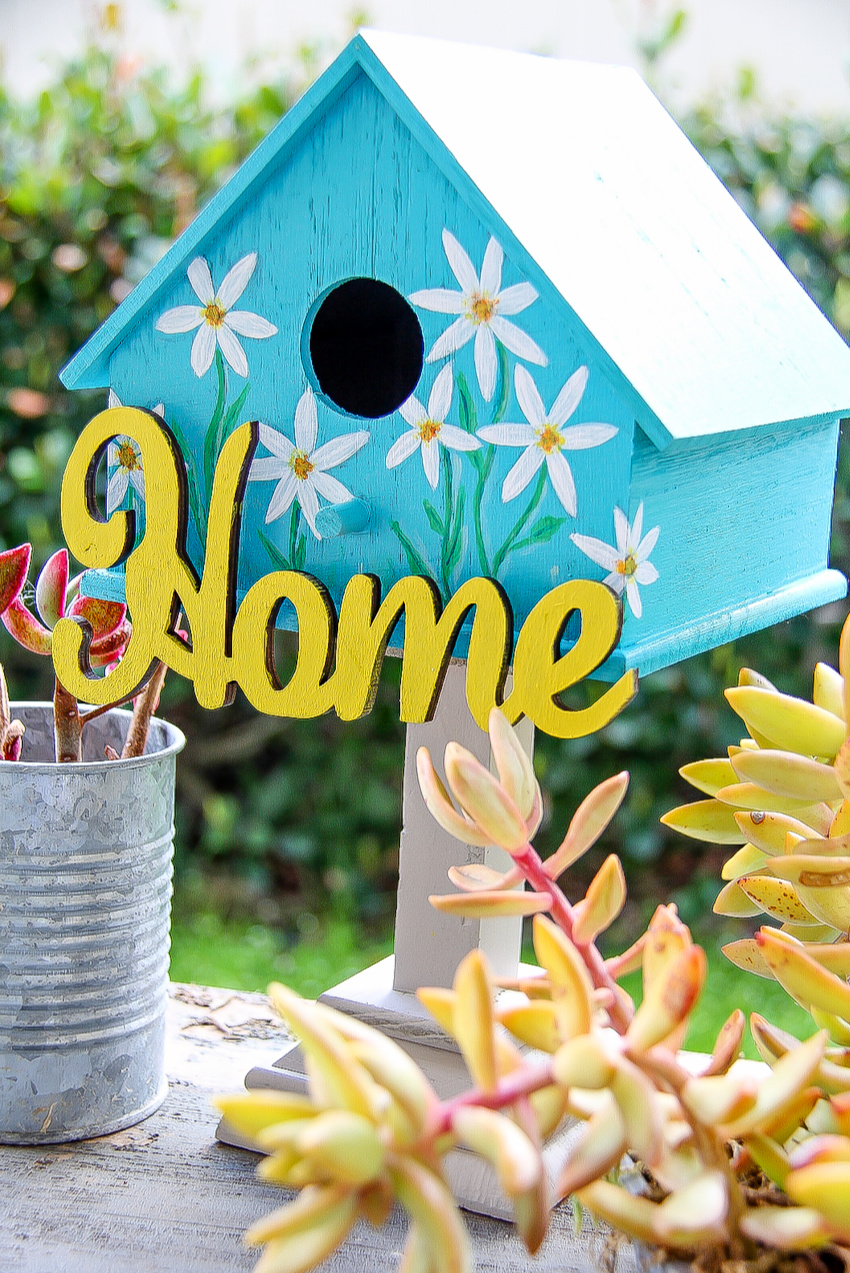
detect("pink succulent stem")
(426, 1056), (556, 1140)
(512, 843), (634, 1033)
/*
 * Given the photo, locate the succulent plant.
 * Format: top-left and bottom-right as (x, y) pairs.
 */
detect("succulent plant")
(663, 611), (850, 1046)
(0, 541), (167, 762)
(220, 697), (850, 1272)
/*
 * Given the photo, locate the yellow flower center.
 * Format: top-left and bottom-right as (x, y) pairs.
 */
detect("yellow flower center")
(418, 419), (442, 444)
(616, 552), (638, 579)
(289, 449), (315, 481)
(117, 440), (140, 471)
(536, 424), (563, 454)
(203, 301), (226, 328)
(465, 291), (498, 326)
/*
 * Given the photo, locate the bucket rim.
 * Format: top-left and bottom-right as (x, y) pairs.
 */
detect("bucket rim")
(4, 702), (186, 771)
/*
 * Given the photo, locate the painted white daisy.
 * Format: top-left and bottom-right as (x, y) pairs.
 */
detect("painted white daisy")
(409, 230), (546, 402)
(155, 252), (277, 378)
(386, 364), (480, 489)
(571, 503), (660, 619)
(477, 365), (617, 517)
(105, 388), (163, 512)
(248, 386), (369, 539)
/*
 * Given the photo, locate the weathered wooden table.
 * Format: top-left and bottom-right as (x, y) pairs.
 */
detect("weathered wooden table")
(0, 983), (630, 1273)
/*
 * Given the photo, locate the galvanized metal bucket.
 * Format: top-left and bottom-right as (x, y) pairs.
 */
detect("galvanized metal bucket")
(0, 703), (185, 1144)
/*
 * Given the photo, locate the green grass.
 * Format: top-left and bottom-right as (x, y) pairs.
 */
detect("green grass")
(169, 908), (393, 999)
(171, 902), (817, 1062)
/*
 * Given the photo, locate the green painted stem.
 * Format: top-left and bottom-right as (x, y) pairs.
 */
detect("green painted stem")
(492, 464), (547, 578)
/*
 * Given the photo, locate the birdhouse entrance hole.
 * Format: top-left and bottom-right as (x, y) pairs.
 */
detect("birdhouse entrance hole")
(305, 277), (424, 418)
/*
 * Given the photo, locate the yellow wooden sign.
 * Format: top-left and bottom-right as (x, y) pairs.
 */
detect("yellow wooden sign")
(56, 407), (637, 739)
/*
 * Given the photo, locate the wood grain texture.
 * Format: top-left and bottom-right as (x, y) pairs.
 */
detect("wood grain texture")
(0, 982), (637, 1273)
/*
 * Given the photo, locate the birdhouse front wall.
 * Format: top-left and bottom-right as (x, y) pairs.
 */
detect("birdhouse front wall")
(102, 70), (656, 659)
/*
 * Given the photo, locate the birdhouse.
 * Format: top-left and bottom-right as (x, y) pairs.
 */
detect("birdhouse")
(59, 30), (850, 728)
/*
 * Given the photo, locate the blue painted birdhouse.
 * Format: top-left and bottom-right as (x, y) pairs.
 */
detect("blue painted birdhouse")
(60, 30), (850, 682)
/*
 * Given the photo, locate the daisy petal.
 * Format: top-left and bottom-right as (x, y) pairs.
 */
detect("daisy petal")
(294, 388), (318, 454)
(439, 425), (481, 452)
(312, 430), (370, 470)
(514, 366), (546, 427)
(546, 451), (578, 516)
(480, 237), (503, 295)
(408, 288), (465, 315)
(130, 469), (146, 500)
(187, 257), (214, 303)
(637, 524), (660, 562)
(106, 468), (130, 511)
(626, 578), (642, 619)
(549, 366), (589, 427)
(265, 472), (298, 523)
(248, 456), (290, 481)
(496, 282), (538, 315)
(442, 229), (479, 294)
(428, 316), (473, 361)
(422, 439), (441, 489)
(570, 533), (620, 572)
(216, 324), (249, 377)
(297, 480), (320, 538)
(502, 445), (545, 502)
(225, 310), (278, 338)
(258, 424), (294, 460)
(156, 305), (204, 334)
(631, 501), (645, 547)
(613, 507), (630, 555)
(561, 424), (618, 450)
(635, 560), (659, 585)
(604, 570), (626, 595)
(400, 395), (427, 427)
(217, 252), (257, 309)
(428, 363), (454, 421)
(190, 323), (217, 377)
(386, 431), (421, 468)
(107, 389), (122, 409)
(477, 423), (536, 446)
(474, 324), (497, 401)
(312, 470), (353, 504)
(490, 317), (547, 366)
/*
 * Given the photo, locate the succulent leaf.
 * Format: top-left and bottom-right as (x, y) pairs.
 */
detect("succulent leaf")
(487, 707), (538, 821)
(249, 1193), (359, 1273)
(572, 854), (626, 944)
(34, 548), (68, 629)
(453, 951), (498, 1093)
(660, 799), (747, 844)
(443, 742), (529, 853)
(729, 749), (842, 804)
(626, 946), (705, 1051)
(543, 771), (629, 879)
(813, 661), (845, 720)
(735, 875), (820, 926)
(678, 758), (737, 796)
(557, 1092), (627, 1196)
(452, 1105), (542, 1197)
(725, 686), (847, 761)
(739, 1205), (830, 1249)
(415, 748), (491, 848)
(429, 891), (550, 918)
(0, 543), (31, 615)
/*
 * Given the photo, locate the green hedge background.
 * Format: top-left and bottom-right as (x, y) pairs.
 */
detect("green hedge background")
(1, 29), (848, 949)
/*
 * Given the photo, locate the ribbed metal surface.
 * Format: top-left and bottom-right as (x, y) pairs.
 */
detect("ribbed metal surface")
(0, 704), (184, 1143)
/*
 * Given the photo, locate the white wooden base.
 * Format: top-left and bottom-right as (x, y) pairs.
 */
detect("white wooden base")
(216, 954), (582, 1218)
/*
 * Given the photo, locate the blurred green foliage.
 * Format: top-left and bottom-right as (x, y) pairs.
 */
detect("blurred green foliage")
(0, 36), (848, 932)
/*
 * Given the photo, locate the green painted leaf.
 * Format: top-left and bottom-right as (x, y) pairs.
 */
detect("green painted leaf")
(510, 516), (567, 554)
(203, 348), (227, 500)
(445, 486), (466, 578)
(294, 533), (307, 572)
(390, 520), (433, 578)
(491, 340), (510, 425)
(423, 500), (444, 535)
(456, 372), (477, 435)
(258, 529), (291, 571)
